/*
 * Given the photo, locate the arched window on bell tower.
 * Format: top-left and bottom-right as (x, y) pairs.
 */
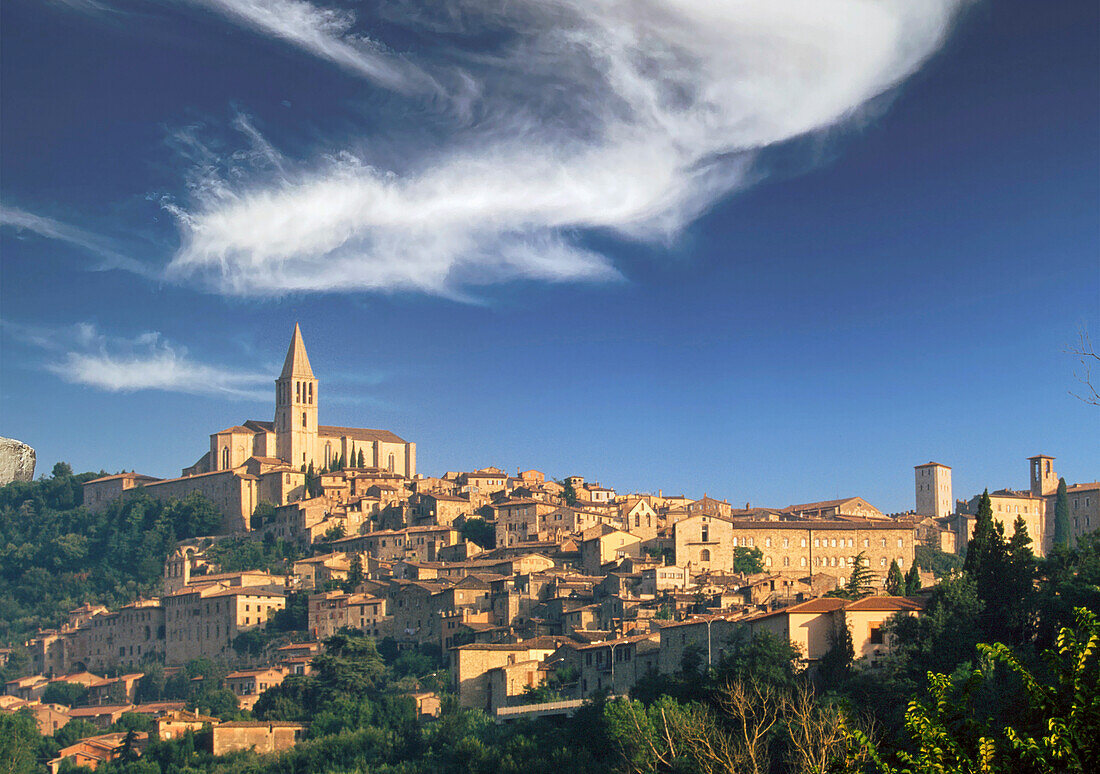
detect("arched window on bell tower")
(221, 448), (229, 469)
(302, 411), (307, 429)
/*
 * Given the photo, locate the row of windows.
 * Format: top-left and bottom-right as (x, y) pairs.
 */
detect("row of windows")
(280, 380), (314, 405)
(698, 531), (905, 549)
(701, 550), (908, 569)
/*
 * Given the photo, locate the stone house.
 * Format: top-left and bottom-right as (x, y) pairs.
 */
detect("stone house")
(451, 637), (569, 710)
(579, 526), (643, 574)
(210, 721), (306, 756)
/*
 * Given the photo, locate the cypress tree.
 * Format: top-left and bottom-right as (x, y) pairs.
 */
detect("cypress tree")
(964, 490), (996, 577)
(357, 449), (366, 468)
(1005, 516), (1038, 643)
(885, 559), (904, 595)
(1054, 477), (1071, 547)
(903, 562), (921, 595)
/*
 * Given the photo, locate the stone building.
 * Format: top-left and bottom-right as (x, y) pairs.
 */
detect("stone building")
(210, 721), (306, 756)
(673, 515), (918, 584)
(163, 585), (286, 664)
(915, 462), (953, 518)
(82, 324), (415, 535)
(451, 637), (568, 710)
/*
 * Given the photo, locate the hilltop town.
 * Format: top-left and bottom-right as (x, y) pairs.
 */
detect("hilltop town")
(3, 326), (1097, 771)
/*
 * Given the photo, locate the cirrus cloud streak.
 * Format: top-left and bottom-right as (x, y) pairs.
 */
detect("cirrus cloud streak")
(163, 0), (969, 297)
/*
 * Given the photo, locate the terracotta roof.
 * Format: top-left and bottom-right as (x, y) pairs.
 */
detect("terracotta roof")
(842, 596), (924, 613)
(83, 472), (160, 484)
(784, 497), (873, 512)
(215, 425), (253, 435)
(914, 461), (951, 469)
(319, 425), (406, 444)
(452, 636), (569, 652)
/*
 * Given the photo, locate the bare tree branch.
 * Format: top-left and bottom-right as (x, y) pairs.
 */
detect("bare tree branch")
(1068, 327), (1100, 406)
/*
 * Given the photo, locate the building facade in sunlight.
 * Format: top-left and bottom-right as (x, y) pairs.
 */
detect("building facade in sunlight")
(185, 323), (416, 478)
(82, 324), (416, 533)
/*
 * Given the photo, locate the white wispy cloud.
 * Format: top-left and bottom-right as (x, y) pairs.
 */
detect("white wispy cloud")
(45, 0), (969, 297)
(182, 0), (438, 94)
(0, 204), (157, 278)
(158, 0), (968, 297)
(3, 321), (269, 400)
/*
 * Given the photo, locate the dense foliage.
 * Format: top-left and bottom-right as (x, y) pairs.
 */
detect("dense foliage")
(0, 466), (222, 645)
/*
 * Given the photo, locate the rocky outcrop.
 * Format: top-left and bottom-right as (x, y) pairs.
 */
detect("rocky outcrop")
(0, 437), (36, 485)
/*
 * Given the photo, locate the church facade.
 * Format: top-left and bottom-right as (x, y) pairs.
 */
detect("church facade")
(84, 324), (415, 534)
(184, 323), (416, 479)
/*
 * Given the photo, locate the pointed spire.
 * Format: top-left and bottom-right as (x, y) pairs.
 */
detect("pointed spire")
(280, 323), (315, 379)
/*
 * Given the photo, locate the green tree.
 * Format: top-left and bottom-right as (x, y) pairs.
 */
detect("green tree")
(232, 627), (269, 659)
(458, 517), (494, 549)
(1003, 516), (1038, 644)
(885, 559), (904, 595)
(1054, 477), (1071, 547)
(0, 710), (42, 774)
(345, 552), (364, 591)
(732, 546), (765, 574)
(42, 681), (89, 707)
(903, 562), (922, 595)
(839, 607), (1100, 774)
(250, 500), (277, 531)
(915, 542), (964, 577)
(964, 490), (1000, 579)
(833, 551), (875, 599)
(1037, 532), (1100, 648)
(818, 612), (855, 686)
(357, 449), (366, 468)
(561, 478), (579, 507)
(886, 572), (985, 680)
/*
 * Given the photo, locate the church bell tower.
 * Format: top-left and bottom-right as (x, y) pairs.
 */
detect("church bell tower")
(275, 323), (318, 468)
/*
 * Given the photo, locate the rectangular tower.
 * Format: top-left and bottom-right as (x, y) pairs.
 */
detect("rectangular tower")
(1028, 455), (1057, 497)
(915, 462), (952, 518)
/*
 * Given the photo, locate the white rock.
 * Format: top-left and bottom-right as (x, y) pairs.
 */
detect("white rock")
(0, 437), (36, 485)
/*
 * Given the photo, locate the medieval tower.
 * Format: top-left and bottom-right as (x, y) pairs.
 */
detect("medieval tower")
(915, 461), (953, 518)
(275, 323), (319, 468)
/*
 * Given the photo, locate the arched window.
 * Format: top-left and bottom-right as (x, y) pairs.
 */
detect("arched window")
(765, 556), (772, 566)
(325, 442), (332, 467)
(301, 412), (307, 428)
(308, 383), (313, 404)
(296, 382), (301, 402)
(221, 448), (229, 468)
(783, 556), (790, 567)
(800, 557), (807, 567)
(388, 453), (395, 472)
(700, 549), (711, 563)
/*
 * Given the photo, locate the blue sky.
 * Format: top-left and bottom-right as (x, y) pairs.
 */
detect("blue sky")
(1, 0), (1096, 512)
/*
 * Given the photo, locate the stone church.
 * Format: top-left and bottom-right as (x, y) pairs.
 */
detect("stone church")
(185, 323), (416, 478)
(83, 324), (415, 534)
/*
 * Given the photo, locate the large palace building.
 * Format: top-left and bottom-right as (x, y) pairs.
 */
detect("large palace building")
(83, 324), (415, 534)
